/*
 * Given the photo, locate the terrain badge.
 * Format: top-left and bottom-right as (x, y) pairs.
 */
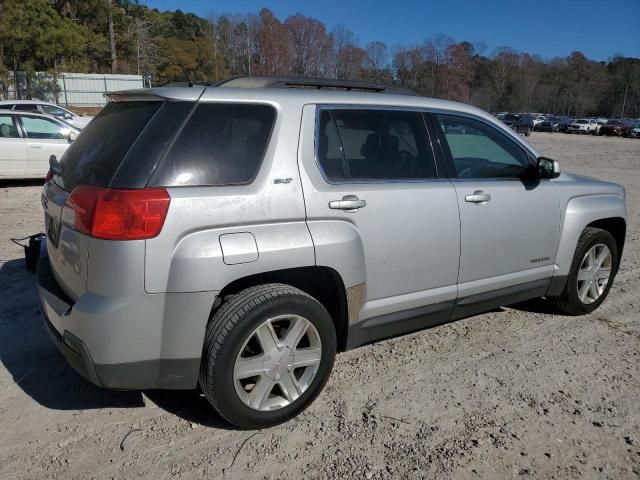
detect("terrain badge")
(274, 178), (293, 184)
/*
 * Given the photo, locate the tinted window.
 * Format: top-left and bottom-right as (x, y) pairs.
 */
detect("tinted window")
(13, 104), (39, 112)
(436, 114), (529, 179)
(316, 110), (346, 181)
(57, 101), (162, 191)
(317, 108), (436, 181)
(21, 116), (70, 139)
(0, 115), (19, 138)
(151, 103), (276, 187)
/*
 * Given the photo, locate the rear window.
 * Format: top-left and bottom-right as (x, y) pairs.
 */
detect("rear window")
(56, 101), (162, 191)
(150, 103), (276, 187)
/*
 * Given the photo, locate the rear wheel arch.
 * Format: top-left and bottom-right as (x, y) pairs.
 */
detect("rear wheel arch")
(212, 266), (350, 352)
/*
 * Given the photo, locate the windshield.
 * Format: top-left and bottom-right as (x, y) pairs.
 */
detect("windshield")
(606, 120), (622, 125)
(575, 120), (588, 124)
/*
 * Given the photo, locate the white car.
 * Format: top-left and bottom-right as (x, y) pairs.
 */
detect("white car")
(567, 118), (597, 134)
(0, 109), (79, 179)
(0, 100), (93, 129)
(531, 114), (546, 127)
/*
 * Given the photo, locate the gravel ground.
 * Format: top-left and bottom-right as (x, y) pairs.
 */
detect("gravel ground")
(1, 132), (639, 480)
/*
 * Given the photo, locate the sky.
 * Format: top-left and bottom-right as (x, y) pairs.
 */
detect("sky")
(140, 0), (640, 61)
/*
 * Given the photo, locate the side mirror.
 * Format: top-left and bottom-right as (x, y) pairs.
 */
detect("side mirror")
(68, 132), (77, 143)
(64, 113), (73, 120)
(537, 156), (561, 179)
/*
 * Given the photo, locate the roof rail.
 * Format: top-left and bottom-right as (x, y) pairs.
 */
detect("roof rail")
(214, 76), (416, 96)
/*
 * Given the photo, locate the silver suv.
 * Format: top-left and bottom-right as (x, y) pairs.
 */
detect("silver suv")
(38, 77), (626, 428)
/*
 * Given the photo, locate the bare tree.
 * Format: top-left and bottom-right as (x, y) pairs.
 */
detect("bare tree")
(365, 41), (389, 81)
(106, 0), (117, 73)
(256, 9), (289, 75)
(285, 14), (333, 77)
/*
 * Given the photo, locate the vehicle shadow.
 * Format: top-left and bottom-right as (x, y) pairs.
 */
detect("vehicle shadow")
(0, 179), (44, 188)
(0, 258), (144, 410)
(509, 297), (566, 315)
(144, 390), (237, 429)
(0, 257), (237, 428)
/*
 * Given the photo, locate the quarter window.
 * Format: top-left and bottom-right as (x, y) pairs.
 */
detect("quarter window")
(0, 115), (19, 138)
(13, 104), (39, 112)
(20, 116), (71, 139)
(436, 114), (530, 179)
(317, 108), (436, 182)
(151, 103), (276, 187)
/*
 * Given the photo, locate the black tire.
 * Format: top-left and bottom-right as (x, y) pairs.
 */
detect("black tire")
(548, 227), (619, 315)
(199, 283), (336, 429)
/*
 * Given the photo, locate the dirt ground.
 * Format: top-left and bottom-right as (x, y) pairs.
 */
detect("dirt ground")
(1, 133), (639, 480)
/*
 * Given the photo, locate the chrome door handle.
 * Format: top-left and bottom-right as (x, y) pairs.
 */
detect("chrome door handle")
(30, 145), (43, 149)
(329, 195), (366, 211)
(465, 190), (491, 203)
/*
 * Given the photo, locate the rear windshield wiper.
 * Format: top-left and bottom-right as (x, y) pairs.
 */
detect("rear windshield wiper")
(49, 155), (64, 176)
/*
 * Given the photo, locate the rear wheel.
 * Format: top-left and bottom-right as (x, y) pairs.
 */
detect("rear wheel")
(199, 284), (336, 429)
(548, 227), (619, 315)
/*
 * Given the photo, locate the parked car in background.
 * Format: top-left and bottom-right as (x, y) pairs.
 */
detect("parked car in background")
(567, 118), (597, 134)
(630, 122), (640, 138)
(600, 120), (630, 137)
(530, 114), (547, 128)
(593, 120), (607, 135)
(557, 117), (573, 133)
(500, 113), (532, 136)
(0, 109), (79, 179)
(537, 117), (561, 132)
(0, 100), (93, 129)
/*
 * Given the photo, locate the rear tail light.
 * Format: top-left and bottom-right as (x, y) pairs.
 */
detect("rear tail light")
(44, 170), (53, 183)
(62, 185), (170, 240)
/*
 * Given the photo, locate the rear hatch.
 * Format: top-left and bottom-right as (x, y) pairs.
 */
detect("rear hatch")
(42, 99), (179, 300)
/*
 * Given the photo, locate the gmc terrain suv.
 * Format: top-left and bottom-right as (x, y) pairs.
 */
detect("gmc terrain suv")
(38, 77), (626, 428)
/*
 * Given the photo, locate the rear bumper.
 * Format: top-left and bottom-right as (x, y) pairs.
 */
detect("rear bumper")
(37, 251), (214, 390)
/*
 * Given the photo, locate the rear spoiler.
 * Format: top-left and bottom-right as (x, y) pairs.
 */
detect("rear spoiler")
(104, 86), (205, 103)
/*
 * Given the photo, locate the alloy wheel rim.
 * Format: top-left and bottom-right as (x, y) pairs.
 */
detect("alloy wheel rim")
(576, 243), (612, 304)
(233, 315), (322, 411)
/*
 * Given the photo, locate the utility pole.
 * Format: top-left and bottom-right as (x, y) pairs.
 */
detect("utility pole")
(621, 83), (628, 119)
(107, 0), (117, 74)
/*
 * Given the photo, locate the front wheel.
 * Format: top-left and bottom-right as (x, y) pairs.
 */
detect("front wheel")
(199, 284), (336, 429)
(548, 227), (619, 315)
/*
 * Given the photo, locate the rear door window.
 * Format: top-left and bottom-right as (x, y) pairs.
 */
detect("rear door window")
(316, 108), (436, 181)
(150, 103), (276, 187)
(57, 101), (162, 191)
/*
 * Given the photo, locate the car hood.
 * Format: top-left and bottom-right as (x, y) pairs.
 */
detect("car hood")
(556, 171), (624, 194)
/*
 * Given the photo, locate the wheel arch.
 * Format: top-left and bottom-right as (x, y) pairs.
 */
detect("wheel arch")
(213, 266), (351, 352)
(554, 194), (627, 276)
(586, 217), (626, 267)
